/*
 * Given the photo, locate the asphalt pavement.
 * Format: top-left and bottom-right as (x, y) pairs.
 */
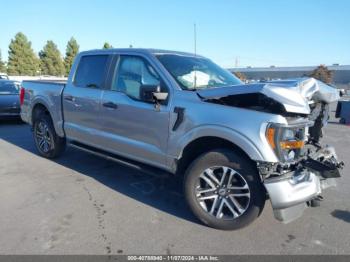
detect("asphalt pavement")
(0, 106), (349, 255)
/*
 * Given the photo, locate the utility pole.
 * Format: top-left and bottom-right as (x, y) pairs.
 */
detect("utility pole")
(235, 57), (239, 68)
(194, 23), (197, 57)
(193, 23), (197, 89)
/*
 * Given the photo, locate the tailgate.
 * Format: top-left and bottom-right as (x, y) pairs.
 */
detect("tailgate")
(21, 81), (66, 137)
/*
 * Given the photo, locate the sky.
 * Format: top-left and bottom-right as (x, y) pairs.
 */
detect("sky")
(1, 0), (349, 68)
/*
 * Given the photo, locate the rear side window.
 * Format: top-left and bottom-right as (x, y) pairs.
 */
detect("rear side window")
(74, 55), (109, 88)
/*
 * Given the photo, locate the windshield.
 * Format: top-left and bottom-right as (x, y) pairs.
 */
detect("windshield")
(156, 54), (242, 90)
(0, 82), (20, 94)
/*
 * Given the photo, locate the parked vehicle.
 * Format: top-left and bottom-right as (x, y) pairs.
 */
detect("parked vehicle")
(336, 100), (350, 124)
(0, 73), (9, 80)
(20, 49), (344, 230)
(339, 88), (346, 97)
(0, 79), (21, 119)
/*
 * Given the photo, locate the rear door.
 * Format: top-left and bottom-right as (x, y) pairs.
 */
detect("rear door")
(62, 54), (111, 145)
(99, 55), (171, 168)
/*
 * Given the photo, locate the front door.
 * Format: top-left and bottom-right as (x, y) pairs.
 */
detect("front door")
(99, 55), (171, 168)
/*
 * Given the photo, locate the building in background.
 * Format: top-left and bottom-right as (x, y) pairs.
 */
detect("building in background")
(230, 65), (350, 89)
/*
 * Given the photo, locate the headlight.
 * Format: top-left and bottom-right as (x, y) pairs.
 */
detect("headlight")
(266, 124), (306, 162)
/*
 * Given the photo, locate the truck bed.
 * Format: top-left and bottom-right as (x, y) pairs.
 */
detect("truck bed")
(21, 80), (66, 137)
(23, 80), (67, 85)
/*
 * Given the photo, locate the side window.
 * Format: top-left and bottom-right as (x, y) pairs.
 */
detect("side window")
(112, 56), (160, 100)
(74, 55), (109, 88)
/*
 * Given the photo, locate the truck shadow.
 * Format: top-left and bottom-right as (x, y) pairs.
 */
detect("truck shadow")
(0, 121), (199, 225)
(331, 209), (350, 223)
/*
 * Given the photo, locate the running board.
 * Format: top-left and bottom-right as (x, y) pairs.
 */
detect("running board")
(68, 141), (170, 178)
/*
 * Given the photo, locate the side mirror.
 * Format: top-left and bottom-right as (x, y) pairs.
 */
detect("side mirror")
(140, 84), (168, 103)
(153, 91), (168, 101)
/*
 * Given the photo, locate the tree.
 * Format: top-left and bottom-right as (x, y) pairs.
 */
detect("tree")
(7, 32), (39, 76)
(64, 37), (79, 76)
(103, 42), (113, 49)
(309, 65), (333, 84)
(0, 50), (6, 72)
(233, 71), (247, 82)
(39, 40), (65, 76)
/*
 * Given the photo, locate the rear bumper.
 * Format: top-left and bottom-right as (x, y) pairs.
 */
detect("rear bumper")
(263, 146), (343, 223)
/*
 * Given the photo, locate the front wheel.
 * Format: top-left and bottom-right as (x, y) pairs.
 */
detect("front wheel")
(184, 149), (265, 230)
(33, 113), (66, 158)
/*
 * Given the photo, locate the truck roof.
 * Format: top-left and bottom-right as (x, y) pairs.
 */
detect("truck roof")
(79, 48), (205, 58)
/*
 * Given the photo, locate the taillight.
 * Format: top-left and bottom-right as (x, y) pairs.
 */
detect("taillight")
(20, 87), (25, 106)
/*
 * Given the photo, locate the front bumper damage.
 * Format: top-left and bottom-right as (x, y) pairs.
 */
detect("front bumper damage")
(259, 146), (344, 223)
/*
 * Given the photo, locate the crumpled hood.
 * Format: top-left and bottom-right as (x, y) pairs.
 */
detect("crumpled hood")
(197, 78), (340, 115)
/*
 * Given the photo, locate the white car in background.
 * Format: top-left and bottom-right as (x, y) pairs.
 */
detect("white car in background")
(0, 73), (9, 80)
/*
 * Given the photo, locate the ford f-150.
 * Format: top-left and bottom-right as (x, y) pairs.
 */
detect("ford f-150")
(20, 49), (344, 230)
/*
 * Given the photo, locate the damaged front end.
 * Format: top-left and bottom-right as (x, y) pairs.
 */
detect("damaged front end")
(258, 79), (344, 223)
(259, 144), (343, 223)
(198, 77), (344, 223)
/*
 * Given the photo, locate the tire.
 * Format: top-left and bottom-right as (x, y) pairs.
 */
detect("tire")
(33, 113), (66, 158)
(184, 148), (265, 230)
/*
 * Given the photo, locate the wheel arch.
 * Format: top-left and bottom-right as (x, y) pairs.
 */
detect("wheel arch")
(32, 102), (51, 124)
(31, 101), (64, 137)
(172, 125), (266, 175)
(176, 136), (258, 177)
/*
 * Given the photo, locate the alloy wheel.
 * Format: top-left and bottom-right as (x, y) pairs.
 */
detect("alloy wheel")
(195, 166), (250, 220)
(35, 121), (53, 153)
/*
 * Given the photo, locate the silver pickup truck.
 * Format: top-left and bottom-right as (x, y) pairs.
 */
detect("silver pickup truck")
(20, 49), (343, 230)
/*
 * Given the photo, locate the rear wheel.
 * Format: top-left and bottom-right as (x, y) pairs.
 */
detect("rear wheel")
(33, 113), (66, 158)
(184, 148), (265, 230)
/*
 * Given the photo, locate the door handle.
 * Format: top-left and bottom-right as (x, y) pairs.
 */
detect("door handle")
(103, 102), (118, 109)
(64, 95), (75, 102)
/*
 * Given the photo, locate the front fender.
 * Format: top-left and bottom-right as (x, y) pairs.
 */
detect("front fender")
(170, 124), (278, 163)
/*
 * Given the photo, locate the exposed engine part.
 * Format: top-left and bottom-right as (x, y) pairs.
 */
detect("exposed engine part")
(308, 102), (329, 143)
(257, 146), (344, 179)
(204, 93), (290, 116)
(303, 157), (342, 179)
